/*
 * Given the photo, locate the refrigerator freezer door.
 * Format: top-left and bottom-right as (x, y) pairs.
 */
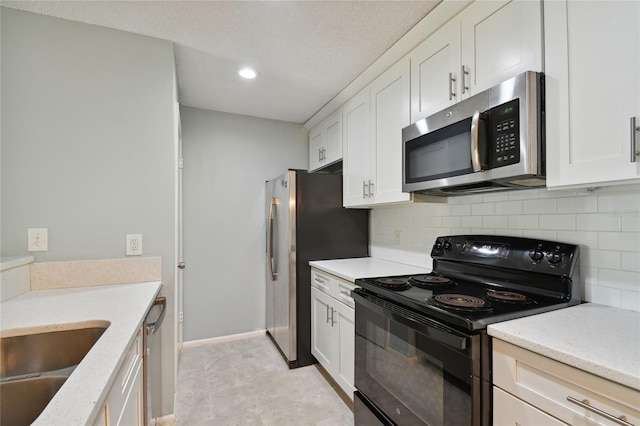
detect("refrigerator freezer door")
(265, 171), (296, 363)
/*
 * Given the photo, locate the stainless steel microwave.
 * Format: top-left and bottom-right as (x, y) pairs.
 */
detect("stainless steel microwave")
(402, 71), (545, 196)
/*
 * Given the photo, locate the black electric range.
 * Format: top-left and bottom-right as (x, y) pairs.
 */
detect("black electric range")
(355, 234), (581, 332)
(352, 235), (581, 426)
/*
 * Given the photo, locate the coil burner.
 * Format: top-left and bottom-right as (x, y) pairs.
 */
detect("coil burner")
(375, 277), (411, 291)
(409, 275), (455, 289)
(431, 294), (493, 312)
(486, 290), (532, 306)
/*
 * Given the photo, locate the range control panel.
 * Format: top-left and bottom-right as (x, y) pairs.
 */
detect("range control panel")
(490, 99), (520, 168)
(431, 235), (579, 276)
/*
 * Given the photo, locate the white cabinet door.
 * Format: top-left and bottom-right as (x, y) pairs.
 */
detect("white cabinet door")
(371, 57), (412, 205)
(410, 18), (461, 122)
(545, 0), (640, 189)
(460, 0), (543, 98)
(309, 126), (325, 172)
(311, 287), (335, 370)
(493, 387), (567, 426)
(325, 111), (343, 166)
(343, 89), (372, 207)
(335, 300), (355, 396)
(308, 110), (343, 172)
(117, 361), (143, 426)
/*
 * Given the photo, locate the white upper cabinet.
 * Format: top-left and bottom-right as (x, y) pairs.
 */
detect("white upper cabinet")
(410, 19), (461, 123)
(410, 0), (543, 123)
(343, 58), (412, 207)
(460, 0), (543, 98)
(342, 88), (372, 207)
(371, 57), (412, 205)
(545, 0), (640, 189)
(308, 110), (342, 172)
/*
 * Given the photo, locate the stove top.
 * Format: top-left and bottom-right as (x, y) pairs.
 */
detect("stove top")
(354, 235), (581, 331)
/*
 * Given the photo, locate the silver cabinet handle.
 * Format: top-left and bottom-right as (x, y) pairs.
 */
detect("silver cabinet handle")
(363, 181), (369, 198)
(318, 148), (322, 162)
(471, 111), (482, 172)
(368, 180), (374, 197)
(449, 72), (456, 100)
(631, 117), (639, 163)
(461, 65), (469, 95)
(326, 304), (331, 324)
(177, 262), (185, 270)
(566, 396), (633, 426)
(322, 147), (326, 161)
(330, 307), (337, 327)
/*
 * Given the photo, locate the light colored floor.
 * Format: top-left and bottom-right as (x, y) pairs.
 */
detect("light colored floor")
(174, 333), (354, 425)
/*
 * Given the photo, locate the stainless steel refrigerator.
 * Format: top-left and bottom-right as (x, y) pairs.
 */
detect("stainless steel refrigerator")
(265, 170), (368, 368)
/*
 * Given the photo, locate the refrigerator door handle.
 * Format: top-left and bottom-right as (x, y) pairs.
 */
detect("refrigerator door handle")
(267, 197), (278, 280)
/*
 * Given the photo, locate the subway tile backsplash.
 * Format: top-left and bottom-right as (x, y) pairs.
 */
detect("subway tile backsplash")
(370, 185), (640, 312)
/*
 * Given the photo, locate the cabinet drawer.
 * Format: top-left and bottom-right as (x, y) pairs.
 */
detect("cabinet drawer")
(493, 339), (639, 426)
(494, 386), (567, 425)
(311, 269), (334, 296)
(336, 280), (357, 309)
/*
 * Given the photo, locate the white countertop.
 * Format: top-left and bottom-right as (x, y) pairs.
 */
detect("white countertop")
(488, 303), (640, 391)
(0, 255), (35, 271)
(309, 257), (430, 283)
(0, 282), (162, 425)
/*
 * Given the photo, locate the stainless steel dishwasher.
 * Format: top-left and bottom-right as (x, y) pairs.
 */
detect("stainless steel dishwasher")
(143, 296), (166, 425)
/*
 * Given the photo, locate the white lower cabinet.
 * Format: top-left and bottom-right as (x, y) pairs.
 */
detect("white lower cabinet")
(310, 269), (356, 399)
(493, 339), (640, 426)
(94, 327), (144, 426)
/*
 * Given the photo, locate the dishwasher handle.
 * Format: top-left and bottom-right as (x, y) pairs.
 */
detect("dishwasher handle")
(146, 296), (166, 335)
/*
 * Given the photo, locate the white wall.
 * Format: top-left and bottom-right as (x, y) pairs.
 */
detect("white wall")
(180, 106), (308, 341)
(370, 186), (640, 311)
(1, 8), (177, 417)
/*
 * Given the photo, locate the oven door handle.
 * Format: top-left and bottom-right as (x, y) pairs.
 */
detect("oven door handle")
(352, 289), (470, 351)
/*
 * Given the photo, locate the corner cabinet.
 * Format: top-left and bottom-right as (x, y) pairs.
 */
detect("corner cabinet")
(309, 110), (342, 172)
(343, 57), (413, 207)
(410, 0), (543, 122)
(93, 328), (144, 426)
(310, 268), (356, 399)
(544, 0), (640, 190)
(493, 339), (640, 426)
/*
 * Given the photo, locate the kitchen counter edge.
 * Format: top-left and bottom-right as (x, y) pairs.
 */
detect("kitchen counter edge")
(309, 257), (430, 283)
(0, 281), (162, 425)
(487, 303), (640, 391)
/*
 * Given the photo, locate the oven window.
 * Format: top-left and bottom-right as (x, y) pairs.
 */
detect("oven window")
(355, 298), (476, 426)
(405, 117), (473, 183)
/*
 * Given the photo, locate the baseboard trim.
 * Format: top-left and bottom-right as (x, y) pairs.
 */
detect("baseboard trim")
(182, 329), (266, 348)
(150, 413), (176, 426)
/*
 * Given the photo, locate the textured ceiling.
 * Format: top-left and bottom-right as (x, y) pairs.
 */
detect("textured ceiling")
(1, 1), (440, 124)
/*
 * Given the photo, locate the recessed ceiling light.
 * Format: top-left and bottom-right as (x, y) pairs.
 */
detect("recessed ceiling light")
(238, 67), (258, 80)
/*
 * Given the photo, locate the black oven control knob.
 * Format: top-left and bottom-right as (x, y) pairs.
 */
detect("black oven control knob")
(549, 252), (563, 264)
(443, 241), (452, 251)
(529, 250), (544, 262)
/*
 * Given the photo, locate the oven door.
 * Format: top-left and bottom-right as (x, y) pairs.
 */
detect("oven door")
(353, 289), (481, 426)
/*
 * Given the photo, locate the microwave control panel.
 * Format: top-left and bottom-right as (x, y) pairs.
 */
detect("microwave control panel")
(490, 99), (520, 168)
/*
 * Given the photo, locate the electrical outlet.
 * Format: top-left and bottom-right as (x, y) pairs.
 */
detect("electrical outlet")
(28, 228), (48, 252)
(126, 234), (142, 256)
(394, 230), (402, 246)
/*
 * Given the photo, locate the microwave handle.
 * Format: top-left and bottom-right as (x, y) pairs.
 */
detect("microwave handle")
(471, 111), (482, 172)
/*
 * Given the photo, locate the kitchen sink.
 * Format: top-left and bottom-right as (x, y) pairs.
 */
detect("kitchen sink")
(0, 325), (107, 379)
(0, 376), (67, 426)
(0, 324), (108, 425)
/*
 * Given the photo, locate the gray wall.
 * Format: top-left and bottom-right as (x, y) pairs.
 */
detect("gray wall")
(181, 106), (308, 341)
(1, 8), (177, 417)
